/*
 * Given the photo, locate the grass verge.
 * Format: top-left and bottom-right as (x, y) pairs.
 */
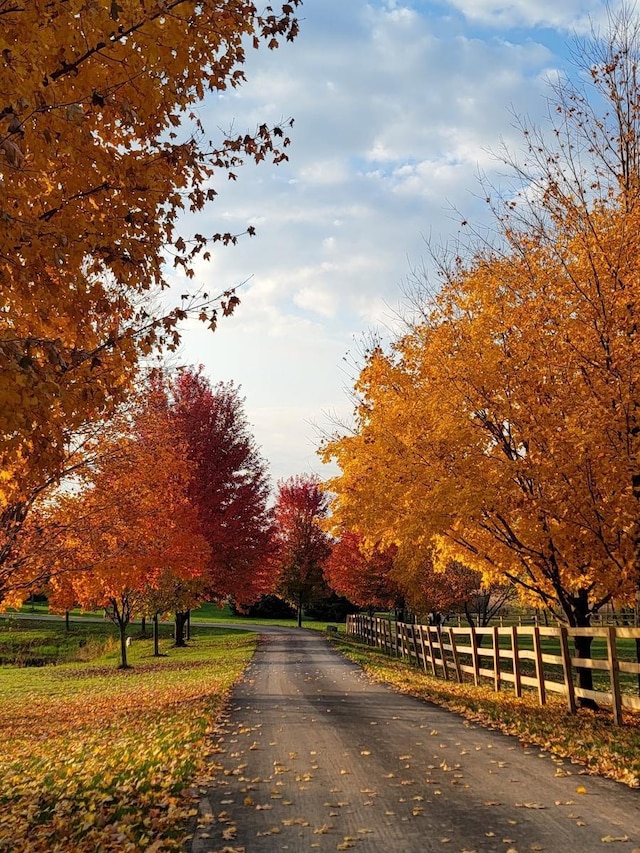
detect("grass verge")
(0, 625), (256, 852)
(330, 634), (640, 789)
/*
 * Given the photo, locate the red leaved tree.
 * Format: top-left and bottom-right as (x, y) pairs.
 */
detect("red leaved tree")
(46, 385), (209, 667)
(272, 474), (332, 627)
(324, 532), (402, 612)
(169, 368), (274, 642)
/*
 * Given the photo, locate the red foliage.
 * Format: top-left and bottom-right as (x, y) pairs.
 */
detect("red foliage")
(324, 532), (401, 610)
(272, 475), (331, 620)
(170, 368), (274, 606)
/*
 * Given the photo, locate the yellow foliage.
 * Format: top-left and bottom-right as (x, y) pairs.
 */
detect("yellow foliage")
(0, 0), (301, 580)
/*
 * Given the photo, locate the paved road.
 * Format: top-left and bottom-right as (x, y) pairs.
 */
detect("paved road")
(188, 628), (639, 853)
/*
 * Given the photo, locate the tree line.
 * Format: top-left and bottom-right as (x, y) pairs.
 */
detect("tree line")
(321, 9), (640, 694)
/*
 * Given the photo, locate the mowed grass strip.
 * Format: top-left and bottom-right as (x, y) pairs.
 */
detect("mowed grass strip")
(0, 623), (256, 853)
(331, 634), (640, 789)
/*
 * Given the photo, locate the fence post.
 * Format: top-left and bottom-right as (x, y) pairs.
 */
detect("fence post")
(411, 624), (420, 667)
(426, 626), (437, 676)
(606, 626), (623, 725)
(511, 626), (522, 698)
(436, 626), (449, 680)
(558, 625), (576, 714)
(399, 622), (406, 661)
(448, 627), (462, 682)
(417, 624), (428, 672)
(532, 626), (546, 706)
(492, 626), (501, 692)
(470, 626), (480, 686)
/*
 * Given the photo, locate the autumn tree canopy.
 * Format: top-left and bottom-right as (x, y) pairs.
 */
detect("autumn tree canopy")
(324, 532), (401, 612)
(272, 474), (332, 627)
(0, 1), (301, 579)
(44, 384), (209, 666)
(169, 368), (275, 614)
(322, 9), (640, 652)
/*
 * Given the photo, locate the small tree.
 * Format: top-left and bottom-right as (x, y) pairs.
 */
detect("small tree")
(169, 369), (275, 644)
(47, 387), (208, 667)
(272, 475), (332, 627)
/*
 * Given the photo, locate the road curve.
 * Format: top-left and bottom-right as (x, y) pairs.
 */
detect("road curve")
(188, 628), (638, 853)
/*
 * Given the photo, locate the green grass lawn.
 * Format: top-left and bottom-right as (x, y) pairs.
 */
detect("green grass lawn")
(5, 599), (345, 631)
(0, 619), (257, 852)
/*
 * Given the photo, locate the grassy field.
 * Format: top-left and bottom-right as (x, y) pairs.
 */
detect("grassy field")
(329, 632), (640, 789)
(0, 619), (256, 852)
(4, 600), (342, 630)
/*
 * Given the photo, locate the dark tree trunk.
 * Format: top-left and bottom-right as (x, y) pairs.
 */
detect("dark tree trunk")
(175, 610), (189, 647)
(297, 592), (302, 628)
(574, 633), (595, 694)
(118, 621), (129, 669)
(153, 613), (160, 657)
(140, 616), (147, 637)
(186, 610), (191, 641)
(571, 592), (597, 709)
(65, 610), (70, 632)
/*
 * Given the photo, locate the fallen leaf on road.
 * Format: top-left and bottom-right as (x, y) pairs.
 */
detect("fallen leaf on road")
(515, 802), (546, 809)
(601, 836), (630, 843)
(256, 826), (281, 837)
(576, 786), (587, 794)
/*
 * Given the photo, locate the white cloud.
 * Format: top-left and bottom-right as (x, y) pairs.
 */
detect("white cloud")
(169, 0), (599, 486)
(444, 0), (616, 31)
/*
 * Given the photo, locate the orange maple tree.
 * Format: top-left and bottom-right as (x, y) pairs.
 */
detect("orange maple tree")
(0, 0), (301, 590)
(322, 10), (640, 693)
(46, 385), (209, 666)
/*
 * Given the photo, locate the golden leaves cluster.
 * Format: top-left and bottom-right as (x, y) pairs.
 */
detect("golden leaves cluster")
(322, 18), (640, 626)
(0, 0), (300, 526)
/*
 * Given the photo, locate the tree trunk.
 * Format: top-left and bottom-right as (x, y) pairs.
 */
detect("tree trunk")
(118, 621), (129, 669)
(571, 592), (597, 708)
(186, 609), (191, 641)
(175, 610), (189, 647)
(297, 592), (303, 628)
(65, 610), (70, 632)
(140, 615), (147, 637)
(574, 633), (596, 704)
(153, 613), (160, 657)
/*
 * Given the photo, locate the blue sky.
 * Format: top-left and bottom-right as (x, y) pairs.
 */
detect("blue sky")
(171, 0), (618, 487)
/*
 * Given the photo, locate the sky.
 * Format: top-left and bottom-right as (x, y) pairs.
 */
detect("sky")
(170, 0), (618, 488)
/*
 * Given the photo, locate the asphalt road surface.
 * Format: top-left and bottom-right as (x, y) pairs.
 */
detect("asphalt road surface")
(188, 627), (639, 853)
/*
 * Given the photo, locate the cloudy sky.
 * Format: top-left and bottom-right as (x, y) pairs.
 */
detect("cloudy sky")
(172, 0), (617, 487)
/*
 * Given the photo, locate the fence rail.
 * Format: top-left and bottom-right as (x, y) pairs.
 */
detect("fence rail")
(346, 614), (640, 726)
